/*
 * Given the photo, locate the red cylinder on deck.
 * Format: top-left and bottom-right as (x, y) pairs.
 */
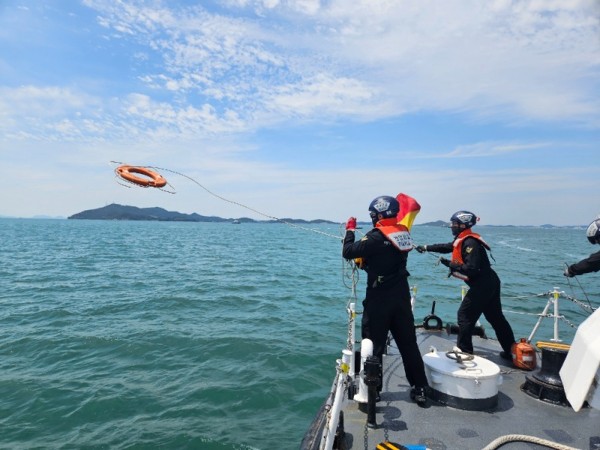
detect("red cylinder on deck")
(511, 338), (537, 370)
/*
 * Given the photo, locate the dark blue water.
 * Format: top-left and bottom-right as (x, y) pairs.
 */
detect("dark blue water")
(1, 219), (598, 449)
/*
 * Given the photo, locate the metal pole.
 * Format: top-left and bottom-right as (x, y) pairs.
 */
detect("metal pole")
(551, 287), (562, 342)
(528, 297), (552, 343)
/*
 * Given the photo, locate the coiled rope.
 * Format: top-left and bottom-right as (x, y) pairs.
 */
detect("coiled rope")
(481, 434), (580, 450)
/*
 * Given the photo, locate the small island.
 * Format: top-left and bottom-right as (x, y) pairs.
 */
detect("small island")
(68, 203), (336, 224)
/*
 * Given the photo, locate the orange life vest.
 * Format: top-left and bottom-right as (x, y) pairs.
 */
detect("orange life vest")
(450, 229), (491, 280)
(375, 218), (414, 252)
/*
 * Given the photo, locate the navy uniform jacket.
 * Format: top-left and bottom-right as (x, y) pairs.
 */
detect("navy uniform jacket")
(342, 229), (409, 293)
(426, 237), (493, 285)
(568, 250), (600, 276)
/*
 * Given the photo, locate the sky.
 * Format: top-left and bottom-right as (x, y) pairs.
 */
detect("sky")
(0, 1), (599, 226)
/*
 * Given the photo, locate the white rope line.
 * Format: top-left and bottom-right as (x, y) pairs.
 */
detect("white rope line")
(482, 434), (580, 450)
(111, 161), (342, 239)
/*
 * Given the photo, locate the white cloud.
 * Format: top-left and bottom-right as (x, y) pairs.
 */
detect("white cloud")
(0, 86), (105, 141)
(437, 142), (551, 158)
(4, 0), (597, 144)
(90, 0), (599, 129)
(266, 73), (381, 118)
(0, 1), (598, 225)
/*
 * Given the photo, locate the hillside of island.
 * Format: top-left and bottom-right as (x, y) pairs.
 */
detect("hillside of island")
(68, 203), (336, 224)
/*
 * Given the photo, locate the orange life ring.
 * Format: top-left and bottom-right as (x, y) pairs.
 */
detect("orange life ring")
(116, 165), (167, 188)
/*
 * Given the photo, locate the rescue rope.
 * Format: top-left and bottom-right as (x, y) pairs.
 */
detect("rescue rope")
(481, 434), (579, 450)
(562, 262), (595, 312)
(111, 161), (342, 240)
(342, 247), (361, 291)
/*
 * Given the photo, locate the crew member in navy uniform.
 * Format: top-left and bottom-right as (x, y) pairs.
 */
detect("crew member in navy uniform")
(342, 195), (429, 406)
(415, 211), (516, 361)
(564, 217), (600, 277)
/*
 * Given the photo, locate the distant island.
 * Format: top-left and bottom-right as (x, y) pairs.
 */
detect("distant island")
(68, 203), (337, 224)
(66, 205), (584, 228)
(418, 220), (448, 227)
(414, 220), (580, 229)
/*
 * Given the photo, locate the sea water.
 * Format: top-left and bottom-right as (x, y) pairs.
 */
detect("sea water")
(1, 219), (598, 449)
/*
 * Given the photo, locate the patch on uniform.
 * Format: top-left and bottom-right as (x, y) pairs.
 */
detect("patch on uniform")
(465, 246), (473, 253)
(360, 236), (368, 241)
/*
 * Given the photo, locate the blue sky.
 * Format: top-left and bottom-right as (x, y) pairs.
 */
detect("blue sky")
(0, 1), (598, 225)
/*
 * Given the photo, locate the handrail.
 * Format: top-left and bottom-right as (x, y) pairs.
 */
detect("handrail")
(504, 286), (596, 343)
(525, 286), (598, 343)
(319, 349), (352, 450)
(319, 302), (356, 450)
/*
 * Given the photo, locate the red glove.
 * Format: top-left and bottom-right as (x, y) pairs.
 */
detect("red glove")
(345, 217), (357, 231)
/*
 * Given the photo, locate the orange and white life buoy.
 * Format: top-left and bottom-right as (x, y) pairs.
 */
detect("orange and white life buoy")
(116, 165), (167, 188)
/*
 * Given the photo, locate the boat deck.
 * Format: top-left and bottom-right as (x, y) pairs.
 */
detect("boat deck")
(338, 330), (600, 450)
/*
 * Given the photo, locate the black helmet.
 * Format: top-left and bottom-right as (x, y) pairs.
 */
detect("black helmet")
(449, 210), (477, 236)
(369, 195), (399, 225)
(586, 218), (600, 244)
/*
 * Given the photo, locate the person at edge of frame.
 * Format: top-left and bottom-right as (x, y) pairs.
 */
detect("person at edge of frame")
(342, 195), (429, 407)
(564, 217), (600, 277)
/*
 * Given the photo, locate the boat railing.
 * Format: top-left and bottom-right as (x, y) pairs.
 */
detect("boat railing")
(317, 301), (356, 450)
(502, 286), (597, 344)
(528, 287), (567, 343)
(350, 284), (594, 349)
(316, 284), (596, 450)
(313, 279), (600, 450)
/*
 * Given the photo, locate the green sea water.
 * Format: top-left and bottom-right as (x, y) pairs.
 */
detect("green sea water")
(1, 219), (598, 449)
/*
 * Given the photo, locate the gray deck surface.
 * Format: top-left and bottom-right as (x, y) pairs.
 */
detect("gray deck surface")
(340, 330), (600, 450)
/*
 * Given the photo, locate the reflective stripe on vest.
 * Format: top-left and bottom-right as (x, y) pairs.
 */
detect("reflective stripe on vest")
(375, 218), (414, 252)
